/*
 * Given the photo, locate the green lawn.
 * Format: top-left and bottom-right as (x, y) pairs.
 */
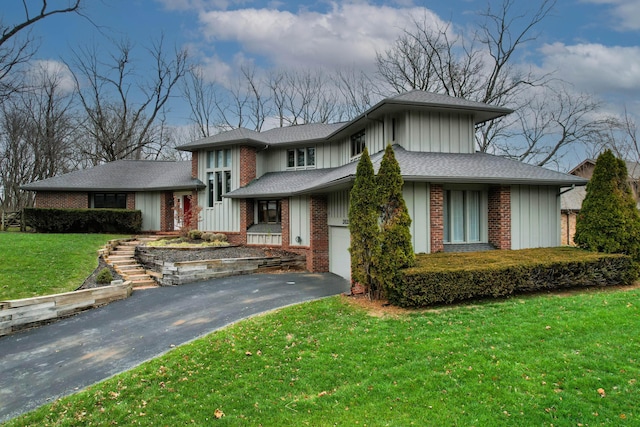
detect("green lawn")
(7, 287), (639, 426)
(0, 233), (126, 300)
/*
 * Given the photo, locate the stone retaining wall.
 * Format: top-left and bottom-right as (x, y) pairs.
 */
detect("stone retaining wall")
(0, 281), (133, 336)
(137, 249), (306, 286)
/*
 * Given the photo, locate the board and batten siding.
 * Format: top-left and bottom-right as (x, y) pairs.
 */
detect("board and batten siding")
(403, 182), (430, 254)
(404, 111), (475, 153)
(197, 147), (241, 232)
(511, 185), (560, 249)
(135, 192), (161, 231)
(328, 190), (350, 226)
(289, 196), (310, 246)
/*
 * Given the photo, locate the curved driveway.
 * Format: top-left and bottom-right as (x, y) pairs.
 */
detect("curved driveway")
(0, 273), (349, 422)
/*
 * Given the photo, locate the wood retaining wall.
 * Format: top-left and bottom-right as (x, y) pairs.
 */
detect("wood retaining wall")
(0, 281), (133, 336)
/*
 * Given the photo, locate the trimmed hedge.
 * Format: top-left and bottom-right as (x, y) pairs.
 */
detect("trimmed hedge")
(389, 248), (639, 308)
(24, 208), (142, 233)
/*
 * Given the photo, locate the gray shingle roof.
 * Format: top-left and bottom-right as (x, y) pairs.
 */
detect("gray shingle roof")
(226, 146), (587, 198)
(22, 160), (204, 192)
(176, 123), (347, 151)
(177, 90), (512, 151)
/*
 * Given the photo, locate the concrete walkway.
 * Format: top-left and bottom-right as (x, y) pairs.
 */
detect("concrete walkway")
(0, 273), (349, 423)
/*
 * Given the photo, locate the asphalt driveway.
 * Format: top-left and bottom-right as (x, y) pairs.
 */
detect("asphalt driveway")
(0, 272), (349, 423)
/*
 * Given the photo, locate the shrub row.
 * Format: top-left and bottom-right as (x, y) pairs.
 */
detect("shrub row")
(389, 248), (639, 308)
(24, 208), (142, 233)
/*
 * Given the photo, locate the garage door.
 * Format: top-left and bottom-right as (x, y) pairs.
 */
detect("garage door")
(329, 226), (351, 280)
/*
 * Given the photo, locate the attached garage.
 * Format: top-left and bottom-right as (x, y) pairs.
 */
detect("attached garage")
(329, 225), (351, 280)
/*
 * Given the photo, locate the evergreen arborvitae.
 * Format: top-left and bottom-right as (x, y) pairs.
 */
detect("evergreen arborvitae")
(574, 150), (640, 260)
(348, 147), (380, 295)
(376, 144), (414, 300)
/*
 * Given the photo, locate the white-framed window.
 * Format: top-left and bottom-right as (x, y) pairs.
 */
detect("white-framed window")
(443, 190), (484, 243)
(287, 147), (316, 169)
(206, 149), (232, 207)
(351, 129), (365, 158)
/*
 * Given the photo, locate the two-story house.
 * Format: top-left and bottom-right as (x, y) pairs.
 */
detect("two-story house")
(23, 90), (587, 279)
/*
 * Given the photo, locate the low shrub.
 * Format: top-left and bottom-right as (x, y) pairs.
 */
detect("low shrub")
(389, 247), (639, 308)
(201, 232), (227, 243)
(96, 268), (113, 284)
(24, 208), (142, 233)
(187, 229), (203, 240)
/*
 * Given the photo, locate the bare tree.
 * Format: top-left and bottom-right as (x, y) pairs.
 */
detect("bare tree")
(500, 87), (612, 167)
(0, 0), (84, 102)
(181, 67), (219, 138)
(71, 36), (188, 163)
(268, 68), (341, 126)
(0, 63), (78, 209)
(373, 0), (596, 166)
(333, 68), (378, 118)
(588, 108), (640, 163)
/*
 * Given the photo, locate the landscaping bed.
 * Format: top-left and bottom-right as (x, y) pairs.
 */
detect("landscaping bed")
(136, 245), (306, 285)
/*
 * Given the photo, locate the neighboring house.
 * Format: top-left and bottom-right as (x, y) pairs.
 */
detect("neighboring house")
(560, 158), (640, 245)
(23, 90), (587, 279)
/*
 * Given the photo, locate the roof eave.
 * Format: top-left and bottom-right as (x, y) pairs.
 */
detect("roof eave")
(403, 176), (588, 186)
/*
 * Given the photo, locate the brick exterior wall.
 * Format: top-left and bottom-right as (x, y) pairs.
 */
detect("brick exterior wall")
(191, 151), (198, 179)
(430, 184), (444, 253)
(159, 191), (174, 232)
(308, 195), (329, 272)
(561, 210), (577, 246)
(280, 198), (290, 248)
(239, 146), (257, 186)
(488, 185), (511, 250)
(35, 192), (89, 209)
(126, 194), (135, 210)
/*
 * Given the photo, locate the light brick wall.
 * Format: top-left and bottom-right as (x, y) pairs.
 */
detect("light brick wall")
(488, 185), (511, 250)
(561, 211), (578, 246)
(430, 184), (444, 253)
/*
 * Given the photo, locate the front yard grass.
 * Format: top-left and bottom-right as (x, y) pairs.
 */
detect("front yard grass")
(7, 287), (639, 426)
(0, 233), (125, 300)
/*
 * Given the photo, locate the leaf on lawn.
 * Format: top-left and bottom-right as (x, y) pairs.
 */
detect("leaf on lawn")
(597, 388), (606, 397)
(214, 408), (225, 419)
(246, 351), (252, 356)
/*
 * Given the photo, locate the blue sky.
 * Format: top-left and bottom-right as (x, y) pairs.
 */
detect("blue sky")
(3, 0), (640, 163)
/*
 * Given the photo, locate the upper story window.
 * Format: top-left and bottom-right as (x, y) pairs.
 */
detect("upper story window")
(351, 129), (365, 158)
(287, 147), (315, 169)
(206, 149), (232, 207)
(207, 149), (231, 169)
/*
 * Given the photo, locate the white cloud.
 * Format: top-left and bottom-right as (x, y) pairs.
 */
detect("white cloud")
(539, 42), (640, 94)
(196, 3), (443, 70)
(28, 60), (76, 94)
(581, 0), (640, 31)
